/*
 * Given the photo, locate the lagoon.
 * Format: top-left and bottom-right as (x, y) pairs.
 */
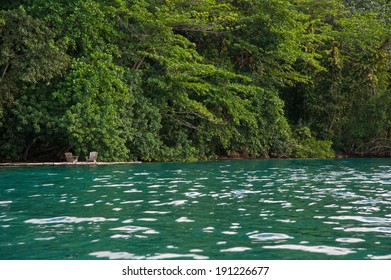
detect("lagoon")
(1, 159), (391, 260)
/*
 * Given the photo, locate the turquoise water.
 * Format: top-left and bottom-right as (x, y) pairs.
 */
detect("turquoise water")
(1, 159), (391, 260)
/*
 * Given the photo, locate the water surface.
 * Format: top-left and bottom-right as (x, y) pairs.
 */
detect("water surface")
(1, 159), (391, 260)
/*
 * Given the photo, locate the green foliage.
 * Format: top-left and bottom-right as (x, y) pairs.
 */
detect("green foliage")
(336, 90), (391, 156)
(54, 52), (135, 161)
(158, 0), (239, 33)
(1, 0), (390, 162)
(281, 0), (390, 156)
(292, 126), (335, 158)
(127, 93), (163, 161)
(0, 85), (67, 161)
(0, 7), (68, 126)
(293, 137), (335, 158)
(0, 1), (26, 10)
(27, 0), (119, 56)
(119, 1), (292, 160)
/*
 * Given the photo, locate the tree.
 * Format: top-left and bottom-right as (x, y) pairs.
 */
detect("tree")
(118, 0), (292, 159)
(279, 0), (391, 156)
(0, 7), (68, 126)
(1, 0), (389, 161)
(0, 8), (68, 161)
(54, 52), (136, 161)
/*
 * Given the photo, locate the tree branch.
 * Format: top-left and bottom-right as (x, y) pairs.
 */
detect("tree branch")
(1, 62), (10, 80)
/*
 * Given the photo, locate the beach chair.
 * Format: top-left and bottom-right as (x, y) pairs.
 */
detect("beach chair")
(65, 152), (78, 163)
(86, 151), (98, 162)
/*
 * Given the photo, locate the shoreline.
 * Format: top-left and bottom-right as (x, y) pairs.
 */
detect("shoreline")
(0, 161), (141, 167)
(1, 156), (389, 167)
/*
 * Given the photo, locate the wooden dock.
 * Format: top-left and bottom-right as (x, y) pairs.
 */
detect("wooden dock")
(0, 161), (141, 167)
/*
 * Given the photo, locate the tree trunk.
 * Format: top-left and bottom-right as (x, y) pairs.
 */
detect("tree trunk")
(23, 138), (37, 162)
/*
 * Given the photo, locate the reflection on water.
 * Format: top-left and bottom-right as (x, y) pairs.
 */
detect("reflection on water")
(0, 158), (391, 260)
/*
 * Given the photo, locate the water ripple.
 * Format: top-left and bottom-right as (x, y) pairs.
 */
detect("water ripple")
(89, 251), (144, 260)
(147, 253), (208, 260)
(0, 201), (13, 205)
(263, 245), (356, 256)
(330, 216), (391, 224)
(2, 159), (391, 260)
(25, 216), (118, 224)
(89, 251), (209, 260)
(249, 233), (293, 241)
(175, 217), (195, 223)
(343, 227), (391, 233)
(110, 226), (150, 233)
(220, 247), (252, 252)
(369, 254), (391, 260)
(335, 238), (365, 243)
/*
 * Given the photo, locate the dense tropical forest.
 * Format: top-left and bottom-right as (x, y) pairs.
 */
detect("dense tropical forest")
(0, 0), (390, 162)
